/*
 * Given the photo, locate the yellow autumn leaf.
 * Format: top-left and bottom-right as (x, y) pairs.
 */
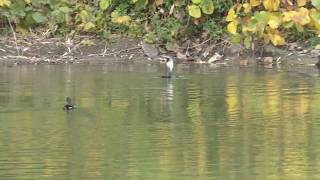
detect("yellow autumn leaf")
(226, 9), (237, 22)
(282, 11), (296, 22)
(243, 3), (252, 14)
(298, 0), (306, 7)
(268, 14), (281, 29)
(0, 0), (11, 6)
(227, 21), (238, 34)
(268, 31), (285, 45)
(242, 25), (250, 33)
(24, 0), (31, 4)
(250, 0), (261, 7)
(295, 7), (311, 25)
(263, 0), (280, 11)
(84, 22), (95, 31)
(113, 15), (131, 25)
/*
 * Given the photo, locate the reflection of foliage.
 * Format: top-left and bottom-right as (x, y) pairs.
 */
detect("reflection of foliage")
(226, 0), (320, 48)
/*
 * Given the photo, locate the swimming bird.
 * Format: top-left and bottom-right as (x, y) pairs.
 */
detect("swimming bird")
(63, 97), (76, 110)
(160, 55), (174, 78)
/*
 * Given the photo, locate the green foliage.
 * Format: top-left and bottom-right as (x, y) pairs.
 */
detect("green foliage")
(203, 19), (223, 40)
(100, 0), (112, 10)
(308, 36), (320, 47)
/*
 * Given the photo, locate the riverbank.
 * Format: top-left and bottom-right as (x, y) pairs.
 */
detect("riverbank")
(0, 35), (319, 68)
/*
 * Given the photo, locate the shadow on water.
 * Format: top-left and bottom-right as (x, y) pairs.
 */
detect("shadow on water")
(1, 63), (320, 179)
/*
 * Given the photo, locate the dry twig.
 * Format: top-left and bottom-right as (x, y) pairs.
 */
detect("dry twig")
(7, 17), (19, 56)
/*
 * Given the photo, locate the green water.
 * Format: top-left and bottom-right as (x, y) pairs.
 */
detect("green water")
(1, 64), (320, 179)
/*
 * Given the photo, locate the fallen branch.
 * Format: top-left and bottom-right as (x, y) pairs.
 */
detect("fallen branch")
(178, 38), (212, 50)
(7, 17), (19, 56)
(101, 47), (141, 56)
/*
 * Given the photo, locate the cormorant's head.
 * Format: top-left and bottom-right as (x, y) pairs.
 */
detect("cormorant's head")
(160, 55), (174, 63)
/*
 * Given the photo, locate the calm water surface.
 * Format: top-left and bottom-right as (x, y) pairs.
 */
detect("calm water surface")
(1, 63), (320, 179)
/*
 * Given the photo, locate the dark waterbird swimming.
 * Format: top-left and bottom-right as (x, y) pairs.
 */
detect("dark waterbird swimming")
(63, 97), (76, 110)
(160, 55), (174, 78)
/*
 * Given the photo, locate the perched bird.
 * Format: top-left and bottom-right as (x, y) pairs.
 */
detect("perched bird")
(63, 97), (76, 110)
(160, 55), (174, 78)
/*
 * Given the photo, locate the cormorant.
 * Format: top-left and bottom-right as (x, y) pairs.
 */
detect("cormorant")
(161, 55), (174, 78)
(63, 97), (76, 110)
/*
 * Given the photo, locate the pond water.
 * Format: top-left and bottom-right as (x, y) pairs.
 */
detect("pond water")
(1, 63), (320, 179)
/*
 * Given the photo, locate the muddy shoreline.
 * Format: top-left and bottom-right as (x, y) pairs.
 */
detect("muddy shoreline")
(0, 35), (319, 69)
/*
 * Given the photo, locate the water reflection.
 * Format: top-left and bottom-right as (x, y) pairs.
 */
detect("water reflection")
(0, 64), (320, 179)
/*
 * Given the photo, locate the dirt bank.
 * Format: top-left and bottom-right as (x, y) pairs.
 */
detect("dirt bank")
(0, 35), (319, 69)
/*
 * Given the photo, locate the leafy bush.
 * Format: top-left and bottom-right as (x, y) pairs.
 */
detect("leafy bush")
(0, 0), (319, 48)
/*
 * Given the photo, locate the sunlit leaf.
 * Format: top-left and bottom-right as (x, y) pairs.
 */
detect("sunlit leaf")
(244, 35), (252, 48)
(263, 0), (280, 11)
(292, 7), (310, 25)
(24, 0), (31, 4)
(243, 3), (252, 14)
(81, 39), (96, 46)
(282, 21), (294, 28)
(84, 22), (95, 31)
(230, 33), (241, 43)
(226, 9), (237, 22)
(188, 5), (201, 18)
(312, 0), (320, 9)
(282, 11), (296, 22)
(242, 25), (250, 33)
(112, 15), (131, 25)
(268, 30), (285, 45)
(0, 0), (11, 7)
(250, 0), (261, 7)
(100, 0), (112, 10)
(268, 14), (281, 29)
(254, 11), (269, 23)
(192, 0), (202, 4)
(80, 10), (89, 22)
(32, 12), (47, 23)
(298, 0), (306, 6)
(200, 0), (214, 14)
(227, 21), (238, 34)
(248, 18), (259, 31)
(310, 8), (320, 25)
